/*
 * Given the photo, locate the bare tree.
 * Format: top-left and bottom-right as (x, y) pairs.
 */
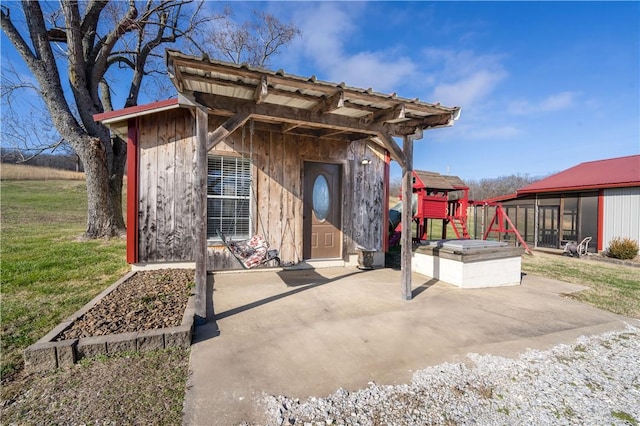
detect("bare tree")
(1, 1), (299, 238)
(466, 174), (542, 201)
(206, 8), (300, 68)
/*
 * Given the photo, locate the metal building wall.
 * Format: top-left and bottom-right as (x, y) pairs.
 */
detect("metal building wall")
(602, 187), (640, 251)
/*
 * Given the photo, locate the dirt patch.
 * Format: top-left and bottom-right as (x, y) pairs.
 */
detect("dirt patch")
(56, 269), (194, 340)
(1, 348), (189, 425)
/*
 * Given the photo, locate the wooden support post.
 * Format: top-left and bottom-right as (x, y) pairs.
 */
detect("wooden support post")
(206, 111), (251, 151)
(126, 118), (139, 264)
(194, 106), (208, 323)
(401, 135), (414, 300)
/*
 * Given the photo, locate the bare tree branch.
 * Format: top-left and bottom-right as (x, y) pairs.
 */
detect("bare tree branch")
(204, 9), (300, 68)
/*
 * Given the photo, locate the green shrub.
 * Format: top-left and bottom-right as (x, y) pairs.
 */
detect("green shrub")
(606, 237), (639, 260)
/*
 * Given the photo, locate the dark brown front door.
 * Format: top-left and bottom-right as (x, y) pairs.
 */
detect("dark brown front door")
(303, 162), (342, 259)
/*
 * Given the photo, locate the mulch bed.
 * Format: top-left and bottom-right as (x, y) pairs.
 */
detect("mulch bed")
(56, 269), (194, 340)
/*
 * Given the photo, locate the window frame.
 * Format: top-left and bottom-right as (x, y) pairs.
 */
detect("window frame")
(206, 154), (252, 242)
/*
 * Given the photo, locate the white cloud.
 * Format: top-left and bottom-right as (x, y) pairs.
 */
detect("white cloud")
(283, 4), (509, 108)
(431, 69), (507, 108)
(288, 3), (420, 92)
(422, 48), (508, 108)
(327, 52), (420, 93)
(508, 91), (579, 115)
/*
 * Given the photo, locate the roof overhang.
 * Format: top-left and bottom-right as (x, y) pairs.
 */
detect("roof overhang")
(165, 50), (461, 143)
(93, 98), (180, 138)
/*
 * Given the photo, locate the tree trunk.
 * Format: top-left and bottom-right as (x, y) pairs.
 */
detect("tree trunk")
(79, 137), (118, 238)
(109, 136), (127, 232)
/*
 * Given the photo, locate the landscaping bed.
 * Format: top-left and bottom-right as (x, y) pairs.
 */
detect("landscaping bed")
(56, 269), (194, 339)
(24, 269), (196, 372)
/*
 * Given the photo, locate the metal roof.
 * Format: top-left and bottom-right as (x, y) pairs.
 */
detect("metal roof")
(93, 98), (180, 138)
(165, 50), (461, 140)
(518, 155), (640, 194)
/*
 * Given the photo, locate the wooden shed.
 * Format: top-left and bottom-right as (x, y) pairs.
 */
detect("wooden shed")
(95, 50), (460, 319)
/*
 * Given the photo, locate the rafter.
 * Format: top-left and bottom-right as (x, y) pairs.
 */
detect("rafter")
(312, 89), (344, 114)
(254, 75), (268, 104)
(373, 103), (406, 124)
(388, 114), (452, 135)
(372, 133), (406, 169)
(194, 92), (385, 137)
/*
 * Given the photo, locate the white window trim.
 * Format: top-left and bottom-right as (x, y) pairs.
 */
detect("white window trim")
(206, 155), (252, 242)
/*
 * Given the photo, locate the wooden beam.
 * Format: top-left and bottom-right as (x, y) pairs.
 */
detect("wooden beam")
(173, 56), (338, 95)
(388, 114), (452, 135)
(194, 106), (208, 323)
(195, 92), (384, 137)
(182, 70), (318, 104)
(372, 134), (406, 169)
(318, 129), (348, 139)
(168, 61), (185, 93)
(254, 75), (268, 104)
(206, 111), (252, 151)
(373, 103), (406, 124)
(401, 135), (414, 300)
(281, 122), (302, 133)
(312, 89), (344, 114)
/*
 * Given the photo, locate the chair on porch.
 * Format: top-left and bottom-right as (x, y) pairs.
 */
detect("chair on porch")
(563, 236), (592, 257)
(216, 229), (280, 269)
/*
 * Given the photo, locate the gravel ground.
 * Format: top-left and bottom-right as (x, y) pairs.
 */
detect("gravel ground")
(263, 325), (640, 426)
(56, 269), (194, 339)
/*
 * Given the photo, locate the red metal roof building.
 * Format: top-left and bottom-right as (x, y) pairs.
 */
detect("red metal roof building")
(517, 155), (640, 194)
(473, 155), (640, 252)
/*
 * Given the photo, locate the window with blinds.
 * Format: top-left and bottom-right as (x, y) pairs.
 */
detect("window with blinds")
(207, 155), (251, 240)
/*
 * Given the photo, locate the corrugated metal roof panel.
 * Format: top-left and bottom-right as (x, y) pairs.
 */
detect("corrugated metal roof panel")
(264, 94), (315, 109)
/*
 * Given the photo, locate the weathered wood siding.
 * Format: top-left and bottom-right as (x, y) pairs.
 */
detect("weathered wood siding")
(137, 112), (386, 269)
(138, 109), (196, 262)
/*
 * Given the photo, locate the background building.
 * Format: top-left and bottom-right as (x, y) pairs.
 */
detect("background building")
(473, 155), (640, 253)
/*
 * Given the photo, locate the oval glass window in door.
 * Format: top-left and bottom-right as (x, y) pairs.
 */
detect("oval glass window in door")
(312, 174), (330, 221)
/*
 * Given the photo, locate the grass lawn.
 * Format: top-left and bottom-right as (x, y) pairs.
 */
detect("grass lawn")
(522, 251), (640, 319)
(0, 180), (129, 380)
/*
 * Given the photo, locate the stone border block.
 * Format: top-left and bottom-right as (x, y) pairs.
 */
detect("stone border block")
(164, 325), (192, 349)
(24, 342), (58, 372)
(23, 271), (197, 372)
(77, 336), (108, 360)
(181, 295), (196, 328)
(52, 339), (78, 368)
(137, 329), (165, 352)
(104, 331), (138, 354)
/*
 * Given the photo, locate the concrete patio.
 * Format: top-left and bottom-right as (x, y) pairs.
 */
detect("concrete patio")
(182, 267), (635, 425)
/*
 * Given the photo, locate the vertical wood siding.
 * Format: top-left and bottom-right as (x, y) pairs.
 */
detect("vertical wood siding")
(137, 113), (386, 269)
(138, 109), (195, 262)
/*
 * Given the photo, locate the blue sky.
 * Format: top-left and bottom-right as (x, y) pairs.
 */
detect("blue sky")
(2, 1), (638, 182)
(254, 1), (640, 180)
